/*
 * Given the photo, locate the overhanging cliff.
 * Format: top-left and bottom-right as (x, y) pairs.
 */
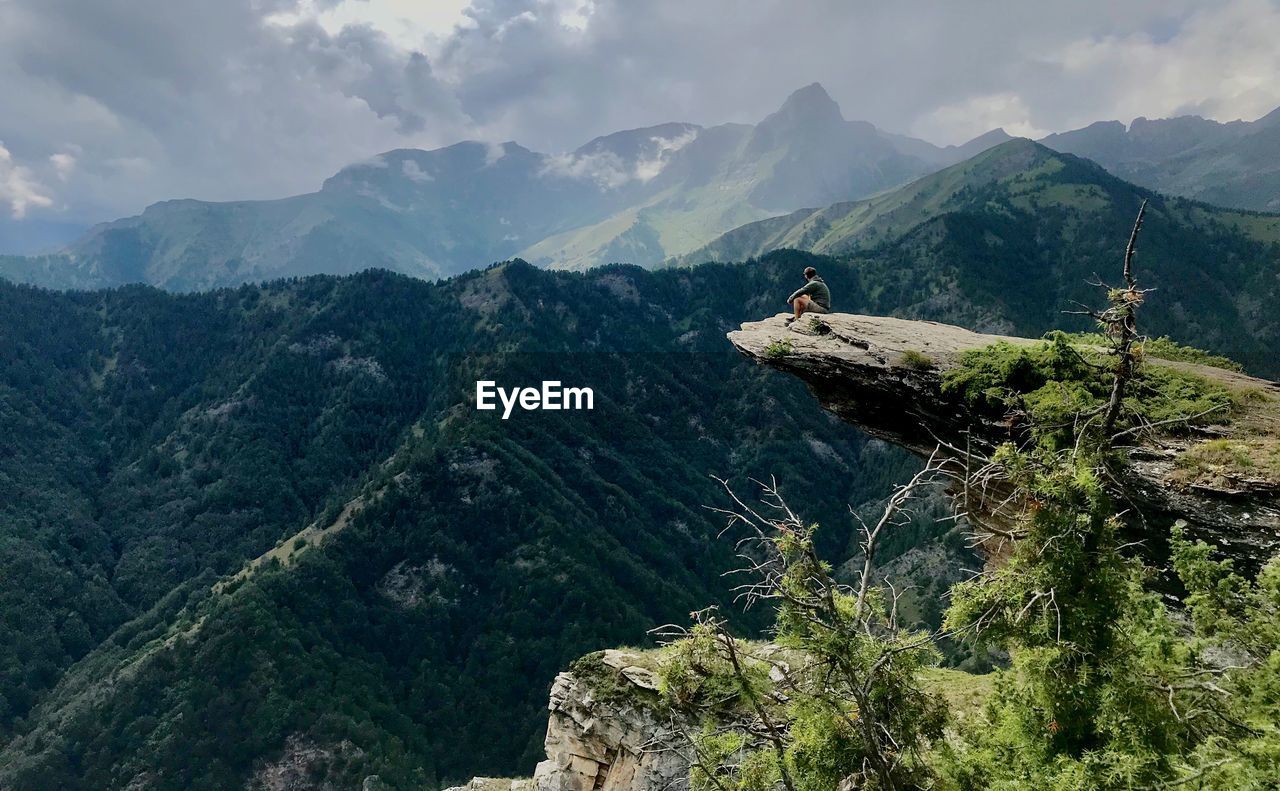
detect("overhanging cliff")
(729, 313), (1280, 567)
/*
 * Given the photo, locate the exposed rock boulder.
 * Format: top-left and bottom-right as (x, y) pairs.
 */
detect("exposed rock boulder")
(729, 313), (1280, 568)
(245, 734), (366, 791)
(449, 650), (690, 791)
(533, 650), (690, 791)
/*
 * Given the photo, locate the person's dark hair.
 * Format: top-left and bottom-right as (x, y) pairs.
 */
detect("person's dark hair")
(803, 266), (817, 278)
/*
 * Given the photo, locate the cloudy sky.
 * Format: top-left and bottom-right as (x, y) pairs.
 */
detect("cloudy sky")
(3, 0), (1280, 238)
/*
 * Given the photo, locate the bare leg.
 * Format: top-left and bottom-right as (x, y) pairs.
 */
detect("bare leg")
(791, 294), (811, 320)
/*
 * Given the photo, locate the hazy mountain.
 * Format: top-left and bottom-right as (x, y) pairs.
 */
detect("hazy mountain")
(1040, 109), (1280, 212)
(0, 85), (1004, 291)
(678, 139), (1280, 375)
(518, 83), (1002, 270)
(6, 141), (612, 291)
(6, 94), (1280, 292)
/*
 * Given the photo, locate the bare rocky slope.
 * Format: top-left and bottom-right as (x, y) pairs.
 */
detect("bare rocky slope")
(729, 312), (1280, 568)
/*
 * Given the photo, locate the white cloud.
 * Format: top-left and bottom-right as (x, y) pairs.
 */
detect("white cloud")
(0, 141), (55, 218)
(633, 128), (698, 182)
(50, 152), (77, 181)
(912, 93), (1049, 145)
(484, 140), (508, 166)
(557, 0), (595, 31)
(268, 0), (472, 49)
(1041, 0), (1280, 127)
(540, 149), (629, 188)
(541, 128), (699, 188)
(4, 0), (1280, 230)
(401, 159), (433, 182)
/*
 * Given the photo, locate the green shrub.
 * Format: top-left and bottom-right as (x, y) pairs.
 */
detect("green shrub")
(1062, 333), (1243, 372)
(942, 333), (1236, 450)
(900, 349), (935, 371)
(763, 339), (794, 359)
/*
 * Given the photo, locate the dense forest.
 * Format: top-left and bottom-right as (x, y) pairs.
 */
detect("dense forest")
(0, 234), (1275, 787)
(1, 254), (922, 789)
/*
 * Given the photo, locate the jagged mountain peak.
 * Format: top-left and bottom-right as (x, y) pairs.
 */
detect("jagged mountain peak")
(760, 82), (846, 130)
(781, 82), (842, 115)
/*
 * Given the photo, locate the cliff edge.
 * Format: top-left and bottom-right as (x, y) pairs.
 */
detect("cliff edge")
(728, 312), (1280, 566)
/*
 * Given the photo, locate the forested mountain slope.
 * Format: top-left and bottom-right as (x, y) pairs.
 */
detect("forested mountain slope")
(0, 239), (1275, 788)
(0, 256), (920, 790)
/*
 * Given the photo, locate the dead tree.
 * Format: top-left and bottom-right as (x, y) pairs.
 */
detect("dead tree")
(1101, 199), (1149, 439)
(653, 457), (956, 791)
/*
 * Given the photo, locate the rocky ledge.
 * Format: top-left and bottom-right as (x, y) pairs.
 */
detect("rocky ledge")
(729, 313), (1280, 568)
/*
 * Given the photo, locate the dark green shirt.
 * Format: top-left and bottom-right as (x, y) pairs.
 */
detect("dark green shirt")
(788, 276), (831, 309)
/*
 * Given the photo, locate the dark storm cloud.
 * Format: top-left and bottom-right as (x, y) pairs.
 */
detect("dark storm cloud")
(2, 0), (1278, 227)
(283, 21), (460, 134)
(434, 0), (1267, 149)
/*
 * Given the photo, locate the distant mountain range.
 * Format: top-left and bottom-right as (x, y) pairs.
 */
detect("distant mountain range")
(0, 84), (1008, 290)
(1042, 107), (1280, 212)
(3, 83), (1280, 291)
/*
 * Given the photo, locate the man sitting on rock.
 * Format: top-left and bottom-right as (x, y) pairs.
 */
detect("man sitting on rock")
(786, 266), (831, 324)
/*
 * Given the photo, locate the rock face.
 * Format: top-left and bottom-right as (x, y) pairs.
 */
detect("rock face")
(532, 651), (690, 791)
(729, 313), (1280, 568)
(245, 734), (367, 791)
(449, 650), (691, 791)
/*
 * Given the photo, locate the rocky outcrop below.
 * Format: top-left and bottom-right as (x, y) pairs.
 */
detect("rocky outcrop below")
(443, 780), (532, 791)
(729, 313), (1280, 568)
(246, 735), (377, 791)
(448, 650), (690, 791)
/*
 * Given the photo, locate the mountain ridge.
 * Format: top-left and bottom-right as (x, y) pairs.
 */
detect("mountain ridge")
(0, 254), (935, 789)
(5, 89), (1280, 292)
(1041, 108), (1280, 212)
(0, 84), (1008, 290)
